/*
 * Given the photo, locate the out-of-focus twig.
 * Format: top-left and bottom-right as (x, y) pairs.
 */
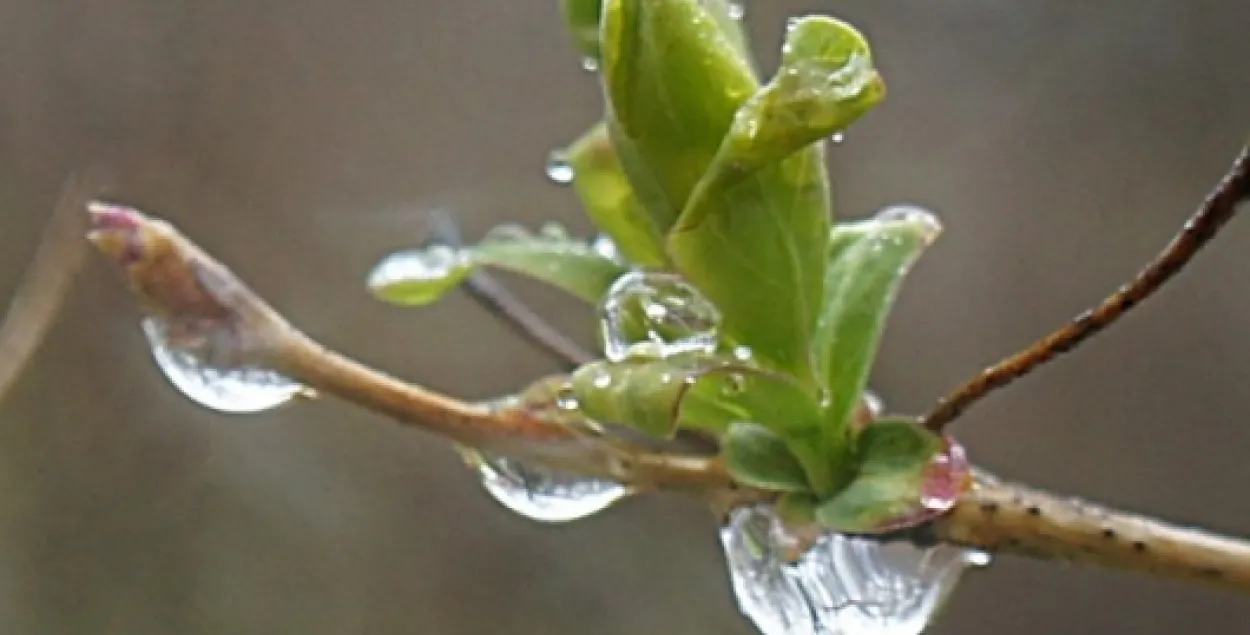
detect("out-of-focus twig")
(0, 170), (110, 402)
(923, 145), (1250, 432)
(426, 211), (595, 369)
(86, 202), (1250, 595)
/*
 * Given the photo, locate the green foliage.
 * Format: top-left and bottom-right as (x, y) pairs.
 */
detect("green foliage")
(815, 418), (943, 533)
(376, 0), (967, 534)
(370, 224), (626, 306)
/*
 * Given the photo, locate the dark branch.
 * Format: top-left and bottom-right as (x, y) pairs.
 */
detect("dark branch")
(425, 211), (595, 370)
(923, 144), (1250, 432)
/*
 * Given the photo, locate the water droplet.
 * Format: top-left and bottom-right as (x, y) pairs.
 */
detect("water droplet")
(545, 151), (575, 184)
(367, 245), (469, 290)
(874, 205), (943, 245)
(599, 271), (721, 362)
(538, 222), (570, 241)
(555, 387), (581, 411)
(484, 224), (532, 242)
(591, 370), (613, 390)
(726, 1), (745, 20)
(830, 132), (846, 144)
(721, 505), (981, 635)
(918, 437), (971, 514)
(141, 317), (304, 414)
(591, 234), (625, 264)
(862, 390), (884, 417)
(722, 373), (747, 396)
(581, 56), (600, 72)
(475, 454), (628, 523)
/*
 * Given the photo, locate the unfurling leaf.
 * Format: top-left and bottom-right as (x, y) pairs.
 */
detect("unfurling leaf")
(368, 224), (627, 306)
(668, 16), (886, 382)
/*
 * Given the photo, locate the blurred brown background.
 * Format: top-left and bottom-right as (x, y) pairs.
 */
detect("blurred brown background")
(0, 1), (1248, 633)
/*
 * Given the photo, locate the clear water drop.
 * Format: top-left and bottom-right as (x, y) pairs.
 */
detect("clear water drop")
(475, 454), (628, 523)
(599, 271), (721, 362)
(726, 1), (745, 20)
(591, 234), (625, 264)
(367, 245), (469, 290)
(581, 56), (600, 72)
(721, 505), (982, 635)
(545, 151), (575, 184)
(141, 317), (304, 414)
(862, 389), (884, 417)
(831, 132), (846, 144)
(731, 345), (754, 362)
(538, 222), (570, 241)
(555, 387), (581, 411)
(874, 205), (943, 245)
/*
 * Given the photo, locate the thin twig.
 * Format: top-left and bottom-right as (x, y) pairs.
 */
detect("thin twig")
(922, 145), (1250, 432)
(426, 211), (595, 369)
(86, 202), (1250, 594)
(0, 170), (109, 402)
(937, 470), (1250, 593)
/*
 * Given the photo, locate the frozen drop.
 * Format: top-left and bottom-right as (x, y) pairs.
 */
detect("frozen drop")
(474, 453), (629, 523)
(599, 271), (721, 362)
(141, 317), (304, 414)
(721, 505), (986, 635)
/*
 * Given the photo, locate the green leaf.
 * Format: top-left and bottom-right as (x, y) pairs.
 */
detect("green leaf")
(666, 17), (886, 381)
(815, 418), (943, 533)
(561, 0), (604, 64)
(561, 124), (668, 268)
(668, 149), (830, 382)
(368, 224), (627, 306)
(601, 0), (759, 230)
(700, 0), (754, 67)
(723, 422), (810, 492)
(676, 367), (822, 436)
(812, 209), (942, 441)
(716, 17), (884, 180)
(570, 355), (727, 437)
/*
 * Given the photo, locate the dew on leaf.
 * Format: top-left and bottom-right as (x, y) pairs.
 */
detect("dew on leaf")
(720, 505), (987, 635)
(474, 453), (628, 523)
(591, 234), (625, 264)
(545, 151), (575, 184)
(141, 317), (304, 414)
(831, 132), (845, 144)
(366, 245), (472, 301)
(872, 206), (942, 246)
(599, 271), (721, 362)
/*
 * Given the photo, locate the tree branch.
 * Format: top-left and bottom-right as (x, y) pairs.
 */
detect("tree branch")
(424, 211), (595, 370)
(922, 145), (1250, 432)
(86, 201), (1250, 595)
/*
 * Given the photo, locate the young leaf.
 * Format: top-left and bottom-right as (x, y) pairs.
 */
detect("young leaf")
(814, 418), (946, 533)
(570, 355), (729, 437)
(812, 208), (942, 439)
(722, 422), (811, 492)
(562, 124), (669, 267)
(676, 367), (823, 436)
(668, 151), (830, 382)
(717, 16), (885, 180)
(368, 225), (627, 306)
(667, 17), (886, 381)
(600, 0), (759, 230)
